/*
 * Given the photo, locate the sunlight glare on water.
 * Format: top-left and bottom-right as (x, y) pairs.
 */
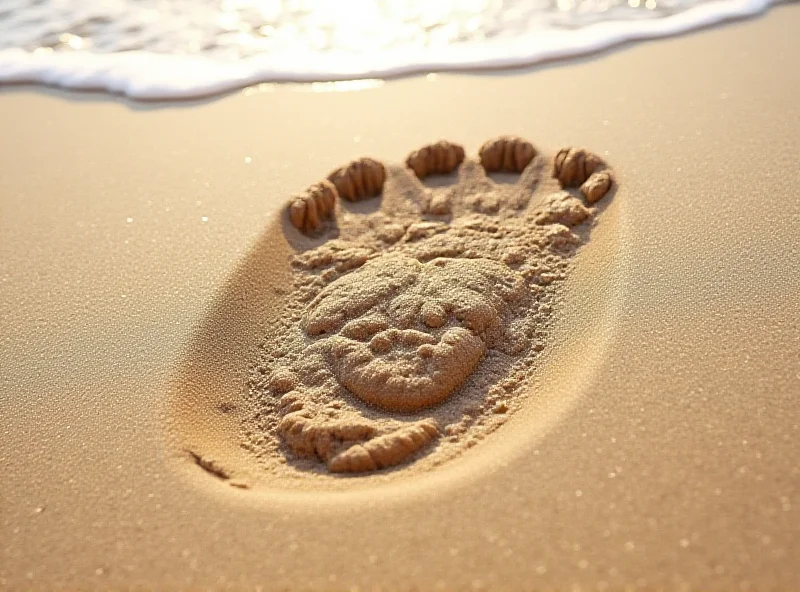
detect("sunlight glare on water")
(0, 0), (774, 97)
(0, 0), (747, 59)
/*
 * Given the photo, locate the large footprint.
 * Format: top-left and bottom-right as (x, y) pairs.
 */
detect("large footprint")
(246, 137), (616, 475)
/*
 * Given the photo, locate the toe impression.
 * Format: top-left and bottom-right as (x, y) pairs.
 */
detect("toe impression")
(580, 171), (614, 204)
(553, 147), (603, 187)
(328, 157), (386, 201)
(405, 140), (466, 180)
(287, 180), (338, 234)
(479, 136), (537, 174)
(554, 147), (614, 203)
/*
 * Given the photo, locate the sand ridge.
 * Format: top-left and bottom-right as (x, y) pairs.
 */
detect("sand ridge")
(242, 138), (615, 476)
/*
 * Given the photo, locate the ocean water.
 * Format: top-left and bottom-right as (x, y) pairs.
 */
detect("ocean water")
(0, 0), (772, 98)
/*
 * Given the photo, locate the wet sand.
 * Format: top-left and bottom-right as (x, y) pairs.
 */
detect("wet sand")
(2, 5), (799, 590)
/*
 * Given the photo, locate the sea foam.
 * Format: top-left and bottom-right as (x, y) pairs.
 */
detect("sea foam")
(0, 0), (772, 99)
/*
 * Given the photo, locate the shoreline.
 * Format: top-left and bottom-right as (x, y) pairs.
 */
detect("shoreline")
(0, 0), (776, 100)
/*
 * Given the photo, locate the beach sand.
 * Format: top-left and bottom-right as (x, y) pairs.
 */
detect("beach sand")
(2, 5), (799, 590)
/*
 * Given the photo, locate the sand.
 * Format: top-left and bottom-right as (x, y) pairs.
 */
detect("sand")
(2, 5), (799, 590)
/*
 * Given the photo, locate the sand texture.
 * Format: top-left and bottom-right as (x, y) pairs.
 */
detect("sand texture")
(2, 5), (800, 590)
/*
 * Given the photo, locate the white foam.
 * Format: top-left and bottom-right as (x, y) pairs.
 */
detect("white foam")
(0, 0), (772, 99)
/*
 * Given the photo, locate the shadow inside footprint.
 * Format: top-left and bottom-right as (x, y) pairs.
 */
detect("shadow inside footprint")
(335, 194), (383, 216)
(420, 172), (460, 189)
(485, 171), (520, 186)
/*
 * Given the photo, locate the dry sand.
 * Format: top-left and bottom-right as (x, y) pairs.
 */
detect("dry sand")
(2, 5), (800, 590)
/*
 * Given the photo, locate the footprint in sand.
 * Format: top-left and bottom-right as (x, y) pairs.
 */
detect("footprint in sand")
(235, 136), (616, 476)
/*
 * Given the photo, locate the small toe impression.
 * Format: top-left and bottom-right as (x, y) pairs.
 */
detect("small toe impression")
(405, 140), (466, 180)
(580, 171), (614, 204)
(553, 147), (614, 203)
(328, 157), (386, 201)
(553, 147), (604, 187)
(479, 136), (537, 174)
(288, 180), (338, 234)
